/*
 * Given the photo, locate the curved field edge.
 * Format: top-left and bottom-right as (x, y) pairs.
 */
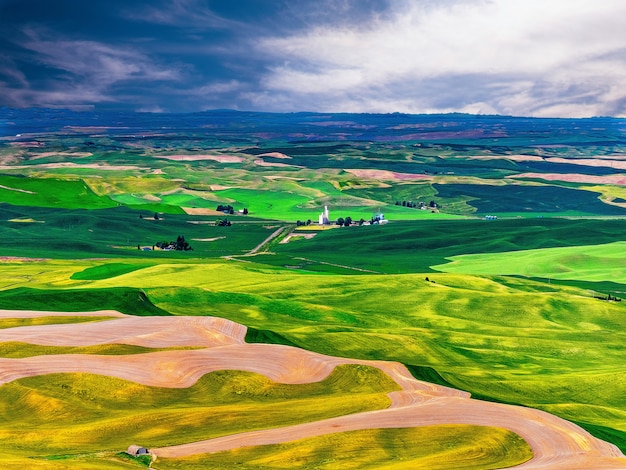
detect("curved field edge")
(70, 264), (148, 281)
(0, 426), (533, 470)
(0, 366), (397, 456)
(0, 342), (203, 358)
(155, 425), (532, 470)
(0, 316), (114, 330)
(0, 287), (171, 317)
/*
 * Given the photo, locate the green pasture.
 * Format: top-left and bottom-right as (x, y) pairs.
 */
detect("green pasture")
(271, 217), (626, 273)
(208, 186), (445, 222)
(0, 366), (397, 461)
(0, 203), (274, 259)
(0, 287), (170, 316)
(0, 175), (116, 210)
(434, 241), (626, 283)
(433, 182), (626, 216)
(158, 425), (531, 470)
(71, 263), (147, 281)
(212, 188), (312, 220)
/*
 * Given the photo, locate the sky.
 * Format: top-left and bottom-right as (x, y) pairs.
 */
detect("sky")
(0, 0), (625, 117)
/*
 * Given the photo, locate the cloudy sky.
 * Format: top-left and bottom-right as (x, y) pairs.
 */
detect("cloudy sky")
(1, 0), (625, 117)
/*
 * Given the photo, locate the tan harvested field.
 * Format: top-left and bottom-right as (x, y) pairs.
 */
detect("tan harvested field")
(182, 207), (226, 215)
(153, 154), (244, 163)
(344, 168), (432, 181)
(258, 152), (292, 159)
(280, 232), (317, 243)
(0, 309), (624, 469)
(0, 162), (148, 171)
(254, 158), (303, 168)
(31, 151), (93, 159)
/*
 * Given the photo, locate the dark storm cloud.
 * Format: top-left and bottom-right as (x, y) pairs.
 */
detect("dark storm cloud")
(0, 0), (625, 117)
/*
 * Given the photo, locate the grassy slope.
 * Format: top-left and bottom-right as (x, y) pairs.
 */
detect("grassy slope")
(433, 241), (626, 283)
(7, 257), (626, 435)
(0, 203), (275, 259)
(0, 287), (171, 316)
(271, 217), (626, 273)
(0, 175), (116, 210)
(0, 316), (113, 330)
(0, 342), (202, 358)
(158, 425), (532, 470)
(0, 366), (397, 461)
(130, 267), (626, 439)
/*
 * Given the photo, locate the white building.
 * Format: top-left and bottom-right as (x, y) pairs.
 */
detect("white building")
(318, 205), (330, 225)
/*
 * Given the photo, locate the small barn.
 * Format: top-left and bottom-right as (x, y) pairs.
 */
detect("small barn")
(127, 444), (150, 456)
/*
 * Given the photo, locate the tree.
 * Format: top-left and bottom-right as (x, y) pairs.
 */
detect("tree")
(429, 200), (436, 208)
(243, 208), (248, 215)
(153, 213), (159, 220)
(344, 216), (352, 227)
(336, 217), (345, 226)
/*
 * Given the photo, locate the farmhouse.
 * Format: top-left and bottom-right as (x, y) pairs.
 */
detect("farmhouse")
(126, 445), (150, 456)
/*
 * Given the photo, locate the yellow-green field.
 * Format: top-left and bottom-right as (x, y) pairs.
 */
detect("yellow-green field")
(157, 425), (532, 470)
(0, 366), (398, 466)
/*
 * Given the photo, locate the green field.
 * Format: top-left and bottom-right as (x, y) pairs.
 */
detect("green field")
(433, 241), (626, 283)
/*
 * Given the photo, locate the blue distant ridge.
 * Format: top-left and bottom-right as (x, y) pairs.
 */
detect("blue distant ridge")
(1, 108), (624, 147)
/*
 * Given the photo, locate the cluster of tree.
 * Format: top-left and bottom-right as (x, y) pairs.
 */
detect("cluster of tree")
(155, 235), (192, 251)
(296, 219), (312, 226)
(594, 293), (622, 302)
(138, 213), (161, 220)
(216, 218), (231, 226)
(216, 204), (235, 214)
(216, 205), (249, 215)
(335, 216), (372, 226)
(394, 200), (437, 208)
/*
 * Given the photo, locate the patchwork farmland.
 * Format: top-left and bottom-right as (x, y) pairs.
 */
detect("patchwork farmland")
(0, 109), (625, 469)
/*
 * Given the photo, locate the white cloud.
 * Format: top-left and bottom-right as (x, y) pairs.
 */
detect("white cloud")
(255, 0), (626, 117)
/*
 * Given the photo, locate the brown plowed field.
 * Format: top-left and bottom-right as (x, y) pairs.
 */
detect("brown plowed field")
(0, 309), (624, 469)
